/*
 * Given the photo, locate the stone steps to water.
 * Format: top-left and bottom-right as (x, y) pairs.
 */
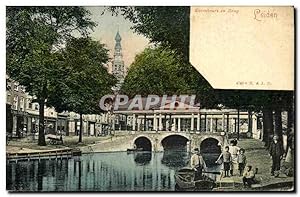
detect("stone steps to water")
(215, 175), (243, 189)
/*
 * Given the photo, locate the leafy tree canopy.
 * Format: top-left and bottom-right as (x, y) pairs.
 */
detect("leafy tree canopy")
(48, 37), (117, 115)
(6, 6), (96, 145)
(6, 6), (96, 101)
(121, 47), (218, 107)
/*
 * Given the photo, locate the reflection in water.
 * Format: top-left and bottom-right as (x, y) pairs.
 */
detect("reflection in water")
(133, 152), (152, 165)
(202, 153), (220, 166)
(161, 151), (190, 169)
(77, 160), (82, 191)
(37, 160), (44, 191)
(7, 151), (220, 192)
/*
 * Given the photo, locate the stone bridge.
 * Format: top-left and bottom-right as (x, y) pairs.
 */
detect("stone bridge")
(82, 131), (226, 153)
(116, 131), (226, 152)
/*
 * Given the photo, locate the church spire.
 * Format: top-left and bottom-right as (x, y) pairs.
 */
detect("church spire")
(115, 30), (122, 42)
(112, 31), (125, 92)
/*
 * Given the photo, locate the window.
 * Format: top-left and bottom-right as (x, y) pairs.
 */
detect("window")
(13, 96), (18, 109)
(20, 97), (24, 110)
(6, 94), (11, 103)
(29, 102), (32, 109)
(26, 99), (31, 109)
(20, 86), (25, 93)
(7, 82), (11, 90)
(35, 104), (39, 110)
(13, 96), (18, 110)
(13, 83), (18, 91)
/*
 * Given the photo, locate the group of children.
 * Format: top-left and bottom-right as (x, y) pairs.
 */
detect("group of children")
(216, 139), (255, 187)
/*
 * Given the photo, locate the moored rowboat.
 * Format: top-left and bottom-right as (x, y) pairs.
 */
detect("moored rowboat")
(175, 167), (216, 191)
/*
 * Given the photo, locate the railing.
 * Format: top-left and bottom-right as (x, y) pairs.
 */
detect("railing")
(114, 130), (225, 136)
(6, 148), (81, 162)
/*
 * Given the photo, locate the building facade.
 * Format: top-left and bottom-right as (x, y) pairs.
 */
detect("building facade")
(112, 97), (262, 138)
(6, 34), (128, 138)
(6, 77), (69, 137)
(6, 77), (28, 137)
(6, 77), (263, 139)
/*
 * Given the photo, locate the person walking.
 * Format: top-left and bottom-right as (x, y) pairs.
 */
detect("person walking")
(269, 135), (284, 177)
(190, 148), (207, 180)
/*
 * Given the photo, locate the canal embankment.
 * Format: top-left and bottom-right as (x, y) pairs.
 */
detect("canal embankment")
(6, 134), (134, 162)
(6, 135), (294, 191)
(7, 133), (135, 154)
(80, 134), (138, 153)
(6, 147), (80, 162)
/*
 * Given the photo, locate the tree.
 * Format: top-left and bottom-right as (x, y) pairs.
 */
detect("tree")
(6, 7), (96, 145)
(48, 37), (116, 143)
(121, 47), (218, 108)
(122, 47), (189, 97)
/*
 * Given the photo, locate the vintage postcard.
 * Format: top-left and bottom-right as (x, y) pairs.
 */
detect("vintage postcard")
(6, 6), (295, 192)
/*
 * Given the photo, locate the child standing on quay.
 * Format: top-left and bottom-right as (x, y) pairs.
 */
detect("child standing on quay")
(216, 146), (232, 177)
(237, 148), (247, 176)
(229, 139), (240, 176)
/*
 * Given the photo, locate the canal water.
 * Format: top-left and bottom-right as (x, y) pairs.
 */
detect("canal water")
(6, 151), (221, 192)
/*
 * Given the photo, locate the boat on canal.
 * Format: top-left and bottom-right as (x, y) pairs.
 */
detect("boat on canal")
(126, 148), (143, 152)
(175, 167), (216, 191)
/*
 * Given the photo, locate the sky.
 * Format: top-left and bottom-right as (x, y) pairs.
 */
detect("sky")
(86, 7), (150, 72)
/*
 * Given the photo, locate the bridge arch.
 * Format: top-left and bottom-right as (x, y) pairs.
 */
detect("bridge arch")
(161, 134), (189, 151)
(133, 136), (153, 151)
(200, 137), (222, 154)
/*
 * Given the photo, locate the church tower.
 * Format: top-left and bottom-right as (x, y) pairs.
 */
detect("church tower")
(112, 31), (125, 91)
